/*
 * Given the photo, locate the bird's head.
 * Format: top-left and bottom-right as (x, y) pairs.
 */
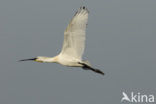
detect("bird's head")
(18, 56), (46, 63)
(35, 56), (50, 62)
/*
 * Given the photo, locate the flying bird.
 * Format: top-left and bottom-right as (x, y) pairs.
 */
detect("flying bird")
(19, 6), (104, 75)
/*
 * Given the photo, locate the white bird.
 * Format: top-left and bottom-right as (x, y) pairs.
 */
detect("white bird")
(19, 6), (104, 75)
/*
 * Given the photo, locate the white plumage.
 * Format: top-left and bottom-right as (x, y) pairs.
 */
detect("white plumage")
(19, 6), (104, 75)
(61, 7), (88, 60)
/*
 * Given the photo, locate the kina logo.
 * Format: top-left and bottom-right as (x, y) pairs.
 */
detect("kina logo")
(121, 91), (155, 103)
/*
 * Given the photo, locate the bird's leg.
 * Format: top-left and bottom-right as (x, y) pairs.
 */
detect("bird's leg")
(78, 62), (104, 75)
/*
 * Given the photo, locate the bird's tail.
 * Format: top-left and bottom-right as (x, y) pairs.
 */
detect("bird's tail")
(79, 62), (104, 75)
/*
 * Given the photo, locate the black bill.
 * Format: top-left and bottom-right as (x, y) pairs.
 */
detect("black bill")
(18, 58), (37, 62)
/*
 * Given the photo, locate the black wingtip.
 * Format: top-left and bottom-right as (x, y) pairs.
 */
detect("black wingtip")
(79, 6), (89, 13)
(80, 6), (86, 10)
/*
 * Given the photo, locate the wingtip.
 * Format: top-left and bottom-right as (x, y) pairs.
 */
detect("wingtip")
(79, 6), (89, 13)
(79, 6), (87, 10)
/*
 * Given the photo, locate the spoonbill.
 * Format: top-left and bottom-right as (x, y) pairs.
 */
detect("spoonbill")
(19, 6), (104, 75)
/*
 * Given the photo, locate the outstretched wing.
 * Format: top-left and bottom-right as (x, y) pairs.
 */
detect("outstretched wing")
(60, 6), (89, 60)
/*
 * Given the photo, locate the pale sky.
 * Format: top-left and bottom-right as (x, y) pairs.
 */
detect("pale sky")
(0, 0), (156, 104)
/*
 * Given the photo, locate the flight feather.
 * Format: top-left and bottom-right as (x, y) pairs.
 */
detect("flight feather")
(61, 6), (89, 60)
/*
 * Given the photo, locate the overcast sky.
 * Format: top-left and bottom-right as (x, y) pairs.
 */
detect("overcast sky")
(0, 0), (156, 104)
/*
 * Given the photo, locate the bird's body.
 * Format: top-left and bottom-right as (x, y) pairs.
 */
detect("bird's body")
(19, 6), (104, 75)
(56, 55), (82, 67)
(35, 55), (83, 67)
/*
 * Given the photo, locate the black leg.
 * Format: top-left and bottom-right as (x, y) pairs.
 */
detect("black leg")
(78, 62), (104, 75)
